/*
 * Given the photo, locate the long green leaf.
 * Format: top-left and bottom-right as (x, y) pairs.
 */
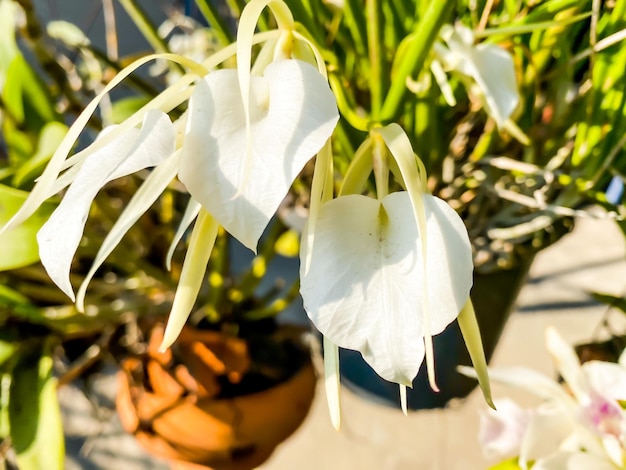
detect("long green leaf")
(9, 343), (64, 470)
(0, 185), (56, 271)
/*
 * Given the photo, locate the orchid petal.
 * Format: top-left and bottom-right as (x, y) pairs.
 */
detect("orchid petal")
(179, 59), (338, 251)
(437, 25), (519, 127)
(461, 366), (573, 403)
(300, 191), (472, 385)
(533, 451), (616, 470)
(519, 405), (573, 469)
(37, 110), (175, 300)
(76, 150), (181, 311)
(458, 299), (494, 408)
(374, 123), (436, 388)
(323, 336), (341, 431)
(165, 198), (201, 271)
(161, 210), (219, 351)
(545, 327), (590, 402)
(582, 361), (626, 402)
(479, 398), (530, 459)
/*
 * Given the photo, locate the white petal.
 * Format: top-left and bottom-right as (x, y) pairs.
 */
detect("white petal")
(546, 327), (591, 402)
(519, 404), (573, 468)
(165, 197), (201, 271)
(533, 451), (616, 470)
(37, 110), (175, 300)
(473, 43), (520, 127)
(583, 360), (626, 402)
(438, 25), (519, 127)
(478, 398), (530, 459)
(473, 366), (573, 402)
(179, 59), (339, 251)
(300, 192), (473, 385)
(76, 151), (181, 311)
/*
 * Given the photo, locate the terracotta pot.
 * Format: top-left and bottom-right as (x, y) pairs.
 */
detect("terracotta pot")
(116, 324), (316, 470)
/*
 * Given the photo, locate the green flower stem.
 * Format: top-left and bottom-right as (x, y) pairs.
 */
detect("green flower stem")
(243, 277), (301, 320)
(381, 0), (454, 121)
(328, 73), (370, 131)
(117, 0), (169, 54)
(193, 0), (234, 45)
(117, 0), (184, 75)
(267, 0), (295, 32)
(372, 132), (389, 200)
(225, 0), (244, 19)
(366, 0), (385, 120)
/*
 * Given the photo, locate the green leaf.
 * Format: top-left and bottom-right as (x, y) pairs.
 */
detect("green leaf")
(0, 0), (20, 82)
(591, 292), (626, 314)
(3, 55), (58, 132)
(1, 55), (59, 167)
(9, 343), (64, 470)
(0, 340), (16, 369)
(110, 95), (151, 124)
(13, 122), (68, 188)
(0, 184), (56, 271)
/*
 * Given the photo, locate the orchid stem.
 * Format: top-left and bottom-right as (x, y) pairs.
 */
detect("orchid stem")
(366, 0), (385, 121)
(193, 0), (234, 45)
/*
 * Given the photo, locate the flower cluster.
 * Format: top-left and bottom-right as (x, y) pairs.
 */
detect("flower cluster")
(0, 0), (506, 426)
(462, 327), (626, 469)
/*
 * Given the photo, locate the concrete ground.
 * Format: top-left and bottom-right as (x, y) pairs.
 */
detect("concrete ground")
(60, 215), (626, 469)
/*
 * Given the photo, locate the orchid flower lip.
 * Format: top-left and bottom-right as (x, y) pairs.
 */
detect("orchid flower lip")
(300, 191), (473, 386)
(178, 58), (339, 253)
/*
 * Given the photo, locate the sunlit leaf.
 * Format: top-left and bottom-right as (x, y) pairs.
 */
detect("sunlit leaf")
(9, 343), (64, 470)
(0, 184), (55, 271)
(13, 122), (69, 188)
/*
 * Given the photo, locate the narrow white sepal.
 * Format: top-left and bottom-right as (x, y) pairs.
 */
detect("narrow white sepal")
(160, 210), (218, 351)
(76, 151), (181, 311)
(400, 385), (408, 416)
(323, 336), (341, 431)
(37, 110), (175, 300)
(165, 198), (202, 271)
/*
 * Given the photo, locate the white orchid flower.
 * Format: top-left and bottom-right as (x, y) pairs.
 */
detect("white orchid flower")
(546, 328), (626, 467)
(300, 190), (473, 386)
(301, 124), (488, 426)
(37, 110), (176, 300)
(1, 0), (338, 356)
(462, 327), (626, 469)
(158, 0), (339, 349)
(179, 59), (338, 252)
(434, 24), (520, 128)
